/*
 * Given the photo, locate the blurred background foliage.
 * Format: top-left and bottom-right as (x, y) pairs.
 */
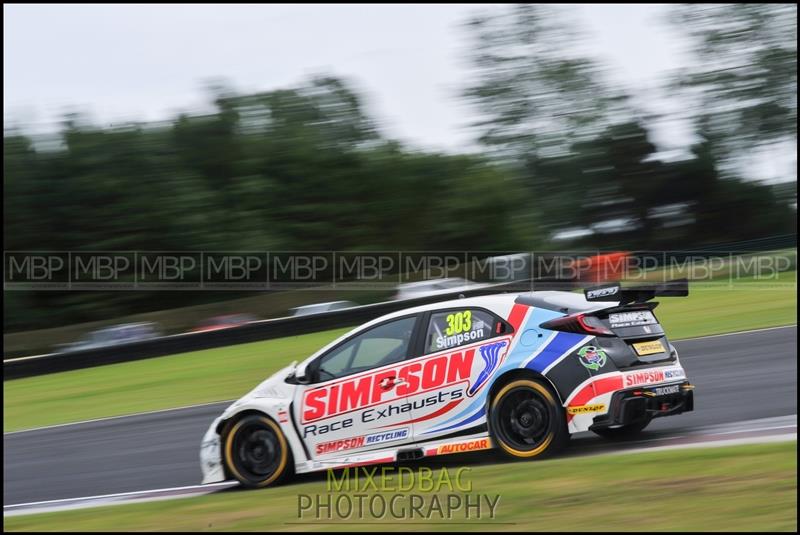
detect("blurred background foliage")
(3, 3), (796, 332)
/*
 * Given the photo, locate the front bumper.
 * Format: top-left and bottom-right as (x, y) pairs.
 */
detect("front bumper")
(200, 418), (226, 484)
(590, 381), (694, 429)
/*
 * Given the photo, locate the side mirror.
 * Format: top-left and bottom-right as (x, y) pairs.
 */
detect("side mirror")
(293, 362), (311, 384)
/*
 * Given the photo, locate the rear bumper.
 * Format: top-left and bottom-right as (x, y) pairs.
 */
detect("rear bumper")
(590, 381), (694, 429)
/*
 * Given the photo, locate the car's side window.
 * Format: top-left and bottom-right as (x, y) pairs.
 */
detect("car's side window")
(315, 316), (417, 382)
(424, 308), (498, 354)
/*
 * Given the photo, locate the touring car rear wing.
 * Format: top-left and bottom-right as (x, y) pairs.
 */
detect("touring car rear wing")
(584, 278), (689, 305)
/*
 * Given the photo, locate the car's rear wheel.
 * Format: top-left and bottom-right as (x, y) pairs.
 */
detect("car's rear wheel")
(591, 417), (652, 440)
(489, 378), (569, 459)
(223, 414), (292, 488)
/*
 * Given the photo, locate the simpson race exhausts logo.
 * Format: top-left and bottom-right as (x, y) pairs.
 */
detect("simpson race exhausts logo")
(302, 338), (510, 423)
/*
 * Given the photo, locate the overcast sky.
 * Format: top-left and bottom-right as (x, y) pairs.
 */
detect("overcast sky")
(3, 4), (794, 180)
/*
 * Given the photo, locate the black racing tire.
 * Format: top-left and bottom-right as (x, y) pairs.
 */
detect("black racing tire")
(591, 417), (652, 440)
(489, 378), (569, 460)
(223, 414), (293, 488)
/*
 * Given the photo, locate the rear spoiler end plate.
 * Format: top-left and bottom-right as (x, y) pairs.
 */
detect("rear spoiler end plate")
(584, 278), (689, 305)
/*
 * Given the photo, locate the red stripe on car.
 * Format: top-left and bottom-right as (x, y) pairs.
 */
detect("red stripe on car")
(566, 375), (623, 423)
(506, 303), (529, 331)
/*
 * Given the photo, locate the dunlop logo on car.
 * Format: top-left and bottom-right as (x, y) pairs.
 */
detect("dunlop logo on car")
(567, 404), (606, 415)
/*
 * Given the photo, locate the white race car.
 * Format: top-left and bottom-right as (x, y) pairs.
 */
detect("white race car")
(200, 282), (694, 488)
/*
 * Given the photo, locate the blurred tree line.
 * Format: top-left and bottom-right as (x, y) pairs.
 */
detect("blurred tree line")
(4, 3), (796, 332)
(4, 79), (524, 329)
(463, 3), (796, 248)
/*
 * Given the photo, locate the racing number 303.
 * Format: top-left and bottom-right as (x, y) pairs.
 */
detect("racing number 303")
(445, 311), (472, 336)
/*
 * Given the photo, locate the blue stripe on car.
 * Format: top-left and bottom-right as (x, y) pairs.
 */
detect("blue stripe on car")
(423, 307), (569, 435)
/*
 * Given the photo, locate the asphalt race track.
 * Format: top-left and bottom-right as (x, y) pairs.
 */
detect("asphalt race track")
(4, 326), (797, 506)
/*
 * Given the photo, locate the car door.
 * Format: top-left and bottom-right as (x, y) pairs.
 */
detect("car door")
(292, 315), (422, 461)
(404, 306), (513, 444)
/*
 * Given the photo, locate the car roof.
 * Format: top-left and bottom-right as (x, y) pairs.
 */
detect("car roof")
(397, 278), (468, 289)
(514, 291), (612, 314)
(381, 293), (517, 318)
(291, 301), (354, 310)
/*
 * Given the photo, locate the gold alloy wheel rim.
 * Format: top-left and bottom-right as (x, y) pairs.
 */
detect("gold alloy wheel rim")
(224, 415), (288, 487)
(491, 379), (556, 458)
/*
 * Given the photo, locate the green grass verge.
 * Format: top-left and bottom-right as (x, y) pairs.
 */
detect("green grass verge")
(3, 328), (350, 432)
(653, 270), (796, 339)
(4, 273), (796, 432)
(4, 442), (797, 532)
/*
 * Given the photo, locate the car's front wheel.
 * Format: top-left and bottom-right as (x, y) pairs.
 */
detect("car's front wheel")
(223, 414), (292, 488)
(489, 378), (569, 459)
